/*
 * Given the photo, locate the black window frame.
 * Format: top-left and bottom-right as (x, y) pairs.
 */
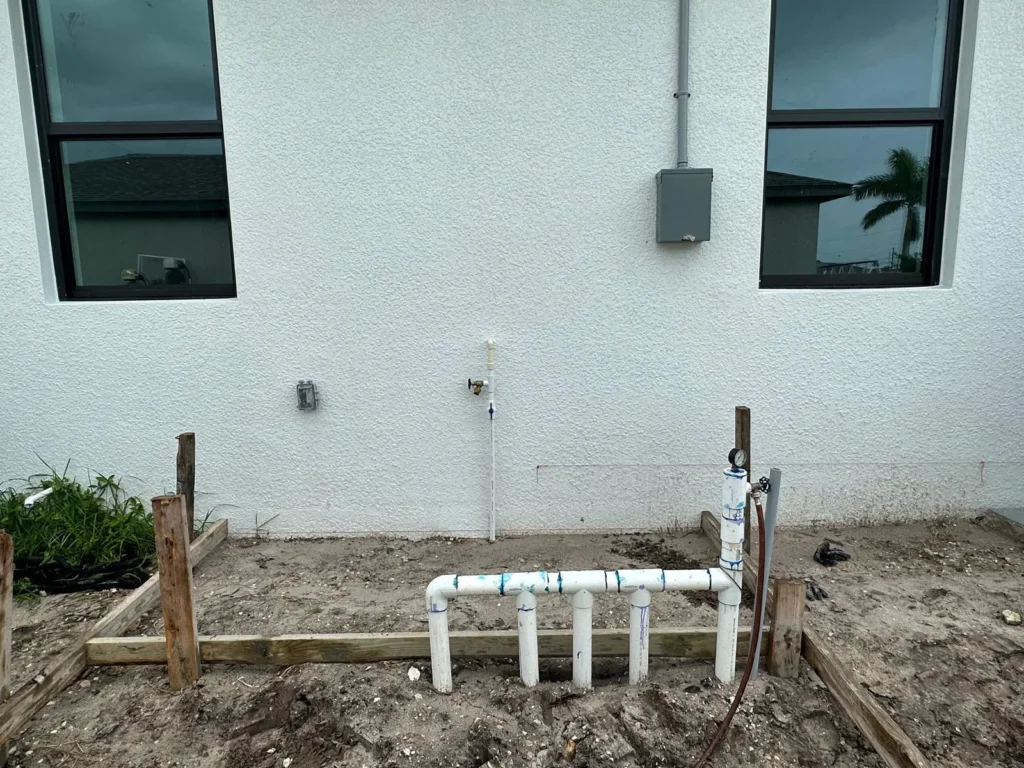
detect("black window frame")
(760, 0), (965, 289)
(21, 0), (236, 301)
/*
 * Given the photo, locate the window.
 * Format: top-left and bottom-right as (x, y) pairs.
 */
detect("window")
(23, 0), (234, 300)
(760, 0), (963, 288)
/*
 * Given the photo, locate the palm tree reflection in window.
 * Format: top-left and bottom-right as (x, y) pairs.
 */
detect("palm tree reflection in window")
(854, 148), (928, 273)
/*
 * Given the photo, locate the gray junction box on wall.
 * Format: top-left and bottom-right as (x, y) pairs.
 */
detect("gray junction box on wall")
(655, 167), (713, 242)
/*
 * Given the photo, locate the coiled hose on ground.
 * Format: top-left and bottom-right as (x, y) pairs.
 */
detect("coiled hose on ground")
(694, 490), (769, 768)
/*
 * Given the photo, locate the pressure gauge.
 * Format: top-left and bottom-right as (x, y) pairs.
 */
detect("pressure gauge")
(728, 448), (747, 468)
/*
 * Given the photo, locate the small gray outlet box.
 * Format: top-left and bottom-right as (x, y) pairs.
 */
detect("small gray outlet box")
(656, 167), (713, 242)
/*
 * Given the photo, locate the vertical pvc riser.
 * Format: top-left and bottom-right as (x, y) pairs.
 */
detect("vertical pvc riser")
(487, 339), (496, 542)
(428, 595), (452, 693)
(716, 465), (746, 684)
(517, 591), (539, 687)
(572, 590), (594, 689)
(629, 588), (652, 684)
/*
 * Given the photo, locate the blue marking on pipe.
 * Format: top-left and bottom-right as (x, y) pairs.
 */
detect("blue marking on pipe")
(429, 603), (447, 613)
(453, 575), (459, 590)
(638, 605), (649, 648)
(615, 570), (622, 592)
(660, 570), (666, 588)
(499, 573), (510, 596)
(557, 572), (563, 593)
(539, 571), (548, 592)
(604, 572), (608, 591)
(518, 605), (535, 612)
(705, 569), (712, 589)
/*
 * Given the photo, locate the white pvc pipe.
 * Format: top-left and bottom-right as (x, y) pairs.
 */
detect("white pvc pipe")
(715, 465), (747, 684)
(628, 588), (652, 684)
(487, 339), (496, 542)
(517, 591), (539, 687)
(572, 589), (594, 689)
(425, 565), (731, 692)
(427, 592), (452, 693)
(24, 487), (53, 507)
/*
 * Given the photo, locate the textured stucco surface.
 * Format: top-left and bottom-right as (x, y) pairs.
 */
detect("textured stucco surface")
(1, 1), (1021, 535)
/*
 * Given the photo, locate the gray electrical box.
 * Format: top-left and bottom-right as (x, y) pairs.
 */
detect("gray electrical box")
(656, 167), (713, 242)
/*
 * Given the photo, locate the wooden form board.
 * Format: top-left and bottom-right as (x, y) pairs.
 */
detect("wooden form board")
(0, 519), (227, 747)
(699, 510), (930, 768)
(86, 627), (769, 666)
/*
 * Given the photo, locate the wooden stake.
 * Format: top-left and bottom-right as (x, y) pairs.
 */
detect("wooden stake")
(0, 532), (11, 767)
(734, 406), (751, 553)
(152, 495), (201, 690)
(767, 579), (804, 678)
(176, 432), (196, 541)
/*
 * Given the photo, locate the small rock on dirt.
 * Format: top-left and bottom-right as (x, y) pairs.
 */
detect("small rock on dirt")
(1001, 609), (1022, 626)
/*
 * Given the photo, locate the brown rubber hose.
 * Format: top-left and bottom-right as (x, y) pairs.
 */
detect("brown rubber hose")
(693, 494), (768, 768)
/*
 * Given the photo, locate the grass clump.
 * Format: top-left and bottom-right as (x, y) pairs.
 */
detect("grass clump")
(0, 464), (155, 595)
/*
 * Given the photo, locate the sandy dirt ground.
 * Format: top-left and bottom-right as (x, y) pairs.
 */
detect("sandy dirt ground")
(7, 514), (1024, 767)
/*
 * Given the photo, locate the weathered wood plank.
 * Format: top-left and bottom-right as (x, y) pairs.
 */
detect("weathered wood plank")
(0, 519), (226, 746)
(85, 627), (769, 666)
(152, 495), (201, 689)
(700, 509), (929, 768)
(767, 579), (804, 678)
(176, 432), (197, 541)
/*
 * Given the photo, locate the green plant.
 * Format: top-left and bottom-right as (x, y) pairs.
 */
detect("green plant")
(0, 463), (155, 593)
(854, 147), (929, 272)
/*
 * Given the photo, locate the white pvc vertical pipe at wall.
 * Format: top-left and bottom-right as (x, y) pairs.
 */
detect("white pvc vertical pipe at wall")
(715, 465), (746, 684)
(487, 339), (496, 542)
(572, 589), (594, 689)
(628, 588), (652, 684)
(517, 591), (539, 687)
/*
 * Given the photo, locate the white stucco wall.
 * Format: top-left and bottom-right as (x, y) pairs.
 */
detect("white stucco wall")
(1, 0), (1021, 536)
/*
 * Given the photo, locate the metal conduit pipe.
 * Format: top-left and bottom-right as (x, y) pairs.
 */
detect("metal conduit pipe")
(676, 0), (691, 167)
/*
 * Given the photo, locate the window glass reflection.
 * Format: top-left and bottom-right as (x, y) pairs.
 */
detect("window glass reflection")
(60, 139), (232, 287)
(763, 127), (932, 277)
(37, 0), (218, 122)
(772, 0), (949, 110)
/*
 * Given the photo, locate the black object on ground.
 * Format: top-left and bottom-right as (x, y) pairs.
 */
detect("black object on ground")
(16, 555), (152, 593)
(806, 579), (829, 601)
(813, 541), (850, 567)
